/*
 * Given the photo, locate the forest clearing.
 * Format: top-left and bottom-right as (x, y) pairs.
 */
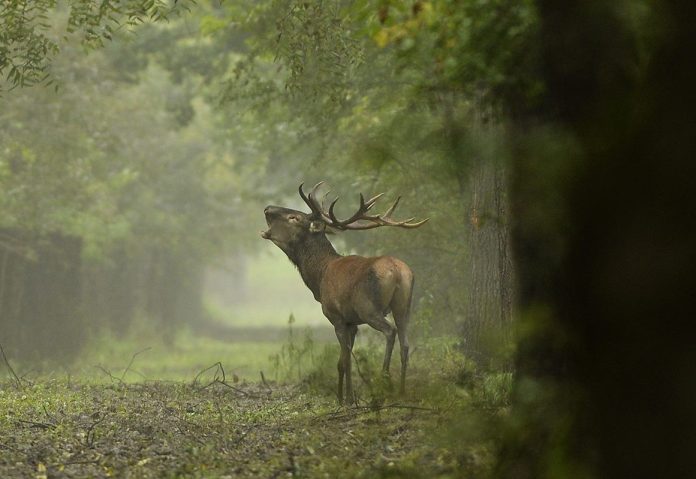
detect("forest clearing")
(1, 326), (504, 478)
(2, 1), (694, 478)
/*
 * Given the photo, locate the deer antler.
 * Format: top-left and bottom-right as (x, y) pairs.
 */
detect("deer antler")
(299, 182), (333, 223)
(299, 182), (429, 230)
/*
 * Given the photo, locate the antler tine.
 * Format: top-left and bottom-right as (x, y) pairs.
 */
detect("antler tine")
(404, 218), (430, 228)
(320, 190), (332, 210)
(336, 216), (430, 230)
(364, 192), (385, 210)
(383, 196), (401, 218)
(299, 181), (325, 216)
(309, 181), (324, 199)
(307, 181), (325, 207)
(327, 192), (380, 228)
(328, 197), (341, 224)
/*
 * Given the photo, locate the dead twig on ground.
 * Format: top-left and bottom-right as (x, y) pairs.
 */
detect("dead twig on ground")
(42, 404), (59, 425)
(260, 370), (273, 393)
(94, 365), (124, 384)
(0, 342), (23, 390)
(85, 416), (106, 448)
(60, 459), (100, 466)
(315, 403), (438, 422)
(192, 361), (225, 386)
(193, 362), (262, 398)
(120, 347), (151, 382)
(0, 442), (17, 451)
(16, 419), (56, 430)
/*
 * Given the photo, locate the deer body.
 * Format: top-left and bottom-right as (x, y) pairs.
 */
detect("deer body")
(262, 184), (426, 404)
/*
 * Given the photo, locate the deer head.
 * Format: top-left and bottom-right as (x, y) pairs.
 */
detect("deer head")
(260, 204), (327, 252)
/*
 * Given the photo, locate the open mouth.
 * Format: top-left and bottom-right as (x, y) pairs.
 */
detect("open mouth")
(261, 212), (272, 239)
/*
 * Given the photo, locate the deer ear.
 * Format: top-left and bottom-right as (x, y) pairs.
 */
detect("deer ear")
(309, 220), (326, 233)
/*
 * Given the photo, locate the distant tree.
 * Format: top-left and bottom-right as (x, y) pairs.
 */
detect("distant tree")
(0, 4), (254, 358)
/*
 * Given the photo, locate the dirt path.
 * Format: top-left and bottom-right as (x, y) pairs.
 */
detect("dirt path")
(0, 381), (468, 478)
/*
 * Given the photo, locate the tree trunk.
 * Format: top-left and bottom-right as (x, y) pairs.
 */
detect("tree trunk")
(500, 1), (696, 477)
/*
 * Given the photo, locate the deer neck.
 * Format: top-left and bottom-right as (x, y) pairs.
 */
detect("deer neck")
(287, 234), (339, 301)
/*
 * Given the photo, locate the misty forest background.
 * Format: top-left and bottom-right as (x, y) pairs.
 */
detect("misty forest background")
(1, 1), (694, 478)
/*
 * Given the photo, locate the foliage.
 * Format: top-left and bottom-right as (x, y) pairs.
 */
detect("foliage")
(0, 41), (248, 260)
(0, 0), (194, 91)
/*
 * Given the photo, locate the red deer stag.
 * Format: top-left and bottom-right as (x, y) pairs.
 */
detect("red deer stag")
(261, 182), (428, 404)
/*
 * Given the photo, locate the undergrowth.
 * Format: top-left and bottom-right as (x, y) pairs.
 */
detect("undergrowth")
(267, 313), (515, 478)
(0, 313), (514, 478)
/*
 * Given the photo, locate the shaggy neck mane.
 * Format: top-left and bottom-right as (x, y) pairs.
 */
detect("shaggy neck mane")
(285, 233), (339, 301)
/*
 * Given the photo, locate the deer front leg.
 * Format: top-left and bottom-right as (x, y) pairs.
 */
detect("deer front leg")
(334, 324), (353, 405)
(337, 354), (344, 404)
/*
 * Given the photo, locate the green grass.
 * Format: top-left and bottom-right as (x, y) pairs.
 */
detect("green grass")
(0, 380), (468, 478)
(36, 325), (286, 384)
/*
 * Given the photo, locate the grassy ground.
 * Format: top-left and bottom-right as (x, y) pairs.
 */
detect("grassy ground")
(0, 380), (476, 479)
(1, 241), (510, 477)
(73, 330), (296, 384)
(1, 327), (508, 478)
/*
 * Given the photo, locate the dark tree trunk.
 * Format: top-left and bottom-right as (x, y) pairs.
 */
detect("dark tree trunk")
(500, 1), (696, 477)
(462, 156), (514, 367)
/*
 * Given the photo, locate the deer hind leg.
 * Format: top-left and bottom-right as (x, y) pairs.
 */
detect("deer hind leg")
(358, 309), (397, 376)
(382, 321), (397, 375)
(396, 325), (409, 394)
(391, 278), (414, 394)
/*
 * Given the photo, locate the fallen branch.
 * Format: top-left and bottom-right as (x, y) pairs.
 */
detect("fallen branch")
(260, 370), (273, 393)
(120, 347), (151, 382)
(193, 362), (261, 398)
(315, 402), (438, 422)
(0, 442), (17, 451)
(94, 365), (123, 384)
(0, 342), (23, 390)
(60, 459), (100, 466)
(16, 419), (56, 430)
(85, 416), (106, 448)
(192, 361), (225, 386)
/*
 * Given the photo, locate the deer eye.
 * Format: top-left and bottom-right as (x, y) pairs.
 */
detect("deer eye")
(288, 215), (301, 223)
